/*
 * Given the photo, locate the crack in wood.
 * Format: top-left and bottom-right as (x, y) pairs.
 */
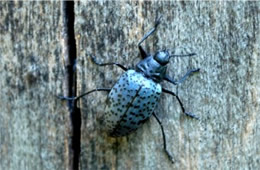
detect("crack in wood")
(61, 2), (81, 170)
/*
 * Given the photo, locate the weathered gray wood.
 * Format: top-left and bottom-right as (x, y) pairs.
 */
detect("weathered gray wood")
(0, 1), (260, 170)
(0, 1), (68, 170)
(75, 1), (260, 170)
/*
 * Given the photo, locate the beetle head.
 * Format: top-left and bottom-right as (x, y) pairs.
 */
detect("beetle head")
(154, 50), (170, 65)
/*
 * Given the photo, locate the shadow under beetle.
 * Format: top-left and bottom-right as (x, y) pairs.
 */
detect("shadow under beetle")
(61, 17), (200, 163)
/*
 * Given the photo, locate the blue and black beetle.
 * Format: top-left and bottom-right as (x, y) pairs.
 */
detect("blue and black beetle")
(61, 17), (199, 163)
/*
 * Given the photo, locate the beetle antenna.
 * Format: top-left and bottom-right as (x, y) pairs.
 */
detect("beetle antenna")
(170, 53), (196, 58)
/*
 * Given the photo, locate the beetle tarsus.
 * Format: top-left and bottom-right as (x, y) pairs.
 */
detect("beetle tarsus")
(154, 15), (162, 28)
(57, 95), (76, 101)
(165, 149), (175, 164)
(185, 112), (200, 120)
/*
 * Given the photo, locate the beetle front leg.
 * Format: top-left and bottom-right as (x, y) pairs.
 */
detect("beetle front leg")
(138, 16), (161, 59)
(164, 68), (200, 86)
(176, 68), (200, 84)
(162, 88), (199, 120)
(90, 55), (128, 71)
(152, 112), (174, 163)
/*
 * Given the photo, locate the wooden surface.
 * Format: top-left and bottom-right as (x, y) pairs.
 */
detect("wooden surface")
(0, 1), (260, 170)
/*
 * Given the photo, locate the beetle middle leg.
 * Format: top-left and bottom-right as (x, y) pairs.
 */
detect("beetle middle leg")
(162, 88), (199, 120)
(59, 88), (111, 101)
(90, 55), (128, 71)
(152, 112), (174, 163)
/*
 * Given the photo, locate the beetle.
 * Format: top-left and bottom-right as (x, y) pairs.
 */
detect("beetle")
(60, 17), (200, 163)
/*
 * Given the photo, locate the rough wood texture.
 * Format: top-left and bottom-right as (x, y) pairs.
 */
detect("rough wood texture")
(1, 1), (260, 170)
(0, 1), (67, 170)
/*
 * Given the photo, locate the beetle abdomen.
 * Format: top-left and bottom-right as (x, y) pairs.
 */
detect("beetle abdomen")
(103, 70), (162, 137)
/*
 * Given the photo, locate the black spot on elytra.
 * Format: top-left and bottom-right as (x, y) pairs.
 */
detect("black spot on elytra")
(130, 121), (137, 125)
(117, 108), (122, 112)
(133, 105), (140, 109)
(137, 113), (145, 118)
(137, 119), (147, 125)
(140, 96), (146, 100)
(129, 112), (135, 116)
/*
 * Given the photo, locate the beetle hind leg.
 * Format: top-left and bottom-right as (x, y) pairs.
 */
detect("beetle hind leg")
(153, 112), (175, 163)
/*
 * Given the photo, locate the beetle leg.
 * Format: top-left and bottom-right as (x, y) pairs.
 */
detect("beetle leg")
(90, 55), (128, 71)
(164, 68), (200, 85)
(138, 45), (148, 59)
(162, 88), (199, 120)
(170, 53), (196, 58)
(164, 75), (178, 85)
(58, 88), (111, 101)
(138, 16), (161, 59)
(176, 68), (200, 84)
(152, 112), (174, 164)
